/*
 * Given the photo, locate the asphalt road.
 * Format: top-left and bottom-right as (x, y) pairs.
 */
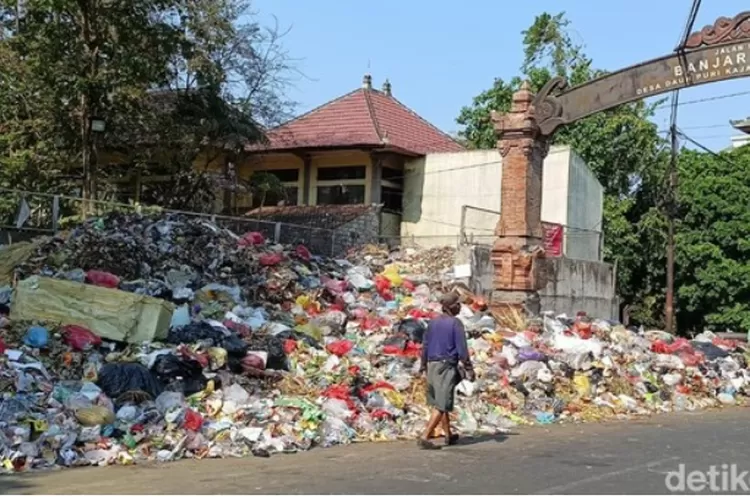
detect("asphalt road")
(2, 408), (749, 494)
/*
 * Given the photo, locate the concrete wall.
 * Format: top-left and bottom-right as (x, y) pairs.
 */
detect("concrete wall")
(564, 150), (603, 261)
(467, 246), (618, 320)
(401, 150), (502, 247)
(402, 146), (604, 261)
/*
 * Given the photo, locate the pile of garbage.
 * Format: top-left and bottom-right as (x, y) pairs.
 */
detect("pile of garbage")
(0, 213), (748, 473)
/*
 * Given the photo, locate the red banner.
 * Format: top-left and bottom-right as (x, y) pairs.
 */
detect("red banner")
(543, 223), (563, 257)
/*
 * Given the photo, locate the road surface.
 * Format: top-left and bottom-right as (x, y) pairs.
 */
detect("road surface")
(2, 408), (749, 494)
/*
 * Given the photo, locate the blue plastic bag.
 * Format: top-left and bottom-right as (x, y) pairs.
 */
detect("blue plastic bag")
(24, 326), (49, 348)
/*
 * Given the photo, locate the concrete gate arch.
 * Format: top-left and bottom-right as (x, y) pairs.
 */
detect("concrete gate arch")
(490, 11), (750, 313)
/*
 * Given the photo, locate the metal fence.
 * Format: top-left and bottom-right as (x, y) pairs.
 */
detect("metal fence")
(0, 188), (344, 256)
(459, 205), (603, 261)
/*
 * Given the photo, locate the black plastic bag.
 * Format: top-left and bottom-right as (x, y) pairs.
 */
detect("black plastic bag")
(275, 329), (322, 349)
(692, 341), (730, 360)
(383, 335), (408, 351)
(151, 354), (207, 396)
(245, 334), (288, 371)
(97, 363), (163, 400)
(168, 323), (248, 357)
(395, 319), (427, 343)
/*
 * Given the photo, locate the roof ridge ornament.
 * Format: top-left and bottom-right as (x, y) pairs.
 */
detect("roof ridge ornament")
(685, 11), (750, 49)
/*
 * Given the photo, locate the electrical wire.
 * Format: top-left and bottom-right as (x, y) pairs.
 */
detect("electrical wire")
(653, 90), (750, 110)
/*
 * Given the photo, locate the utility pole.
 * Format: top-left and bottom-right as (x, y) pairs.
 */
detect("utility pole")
(664, 0), (701, 332)
(665, 122), (678, 332)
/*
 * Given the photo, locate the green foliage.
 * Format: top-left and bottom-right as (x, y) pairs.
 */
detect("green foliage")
(675, 146), (750, 332)
(248, 171), (286, 208)
(0, 0), (294, 219)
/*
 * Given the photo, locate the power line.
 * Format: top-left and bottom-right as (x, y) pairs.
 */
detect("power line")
(653, 90), (750, 111)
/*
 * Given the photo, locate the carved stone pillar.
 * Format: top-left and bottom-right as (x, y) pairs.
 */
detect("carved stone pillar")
(490, 82), (550, 315)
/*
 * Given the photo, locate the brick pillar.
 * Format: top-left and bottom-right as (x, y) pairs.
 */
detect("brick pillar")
(490, 82), (550, 315)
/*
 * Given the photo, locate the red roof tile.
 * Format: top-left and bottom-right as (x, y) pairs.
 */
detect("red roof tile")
(245, 204), (377, 229)
(250, 85), (465, 156)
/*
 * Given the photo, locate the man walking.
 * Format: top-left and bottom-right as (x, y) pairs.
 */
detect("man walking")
(418, 291), (474, 449)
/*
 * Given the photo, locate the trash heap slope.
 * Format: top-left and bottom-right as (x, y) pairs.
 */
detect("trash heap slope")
(0, 213), (748, 472)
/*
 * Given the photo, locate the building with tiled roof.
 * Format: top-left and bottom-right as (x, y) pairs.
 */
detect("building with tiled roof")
(208, 74), (464, 218)
(730, 117), (750, 149)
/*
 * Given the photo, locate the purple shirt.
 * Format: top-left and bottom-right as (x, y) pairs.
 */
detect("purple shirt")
(421, 315), (470, 366)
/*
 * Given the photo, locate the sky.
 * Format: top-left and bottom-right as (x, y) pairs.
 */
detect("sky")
(252, 0), (750, 151)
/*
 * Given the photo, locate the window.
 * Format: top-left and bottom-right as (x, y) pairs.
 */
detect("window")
(248, 167), (301, 208)
(256, 168), (299, 183)
(382, 167), (403, 186)
(317, 166), (366, 181)
(317, 185), (365, 205)
(251, 186), (298, 209)
(381, 186), (403, 211)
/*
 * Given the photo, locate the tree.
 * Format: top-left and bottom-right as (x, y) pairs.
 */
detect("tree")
(0, 0), (297, 216)
(675, 145), (750, 332)
(248, 171), (286, 209)
(456, 12), (668, 327)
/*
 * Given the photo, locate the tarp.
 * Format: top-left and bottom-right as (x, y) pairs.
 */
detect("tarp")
(10, 276), (174, 343)
(0, 240), (42, 285)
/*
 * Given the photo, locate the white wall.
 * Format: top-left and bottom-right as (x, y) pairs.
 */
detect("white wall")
(401, 150), (502, 247)
(732, 135), (750, 149)
(402, 146), (604, 260)
(564, 150), (603, 261)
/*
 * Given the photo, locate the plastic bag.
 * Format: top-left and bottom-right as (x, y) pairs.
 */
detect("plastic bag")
(395, 319), (427, 343)
(75, 406), (115, 426)
(97, 363), (163, 400)
(517, 347), (546, 362)
(86, 270), (121, 289)
(168, 323), (248, 357)
(155, 391), (185, 414)
(170, 304), (191, 329)
(295, 244), (312, 262)
(241, 353), (266, 372)
(61, 325), (101, 351)
(259, 253), (283, 266)
(183, 409), (204, 431)
(23, 325), (49, 348)
(151, 354), (207, 396)
(381, 264), (403, 287)
(346, 270), (372, 291)
(238, 232), (265, 247)
(326, 339), (354, 357)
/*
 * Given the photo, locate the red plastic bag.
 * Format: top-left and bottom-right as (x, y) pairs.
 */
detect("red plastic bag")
(322, 277), (347, 295)
(370, 409), (392, 420)
(242, 353), (266, 371)
(383, 340), (421, 358)
(183, 409), (204, 432)
(322, 384), (357, 411)
(295, 244), (312, 262)
(326, 339), (354, 357)
(86, 270), (120, 289)
(223, 320), (251, 337)
(679, 351), (703, 366)
(362, 381), (396, 394)
(0, 336), (6, 355)
(283, 339), (297, 354)
(401, 279), (415, 292)
(238, 232), (265, 247)
(375, 276), (391, 295)
(61, 325), (101, 351)
(259, 253), (283, 266)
